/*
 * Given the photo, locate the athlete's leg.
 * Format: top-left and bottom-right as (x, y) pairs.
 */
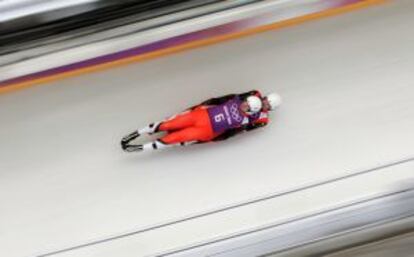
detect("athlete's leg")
(123, 127), (214, 153)
(161, 108), (215, 144)
(160, 126), (214, 145)
(159, 111), (196, 132)
(126, 108), (202, 140)
(122, 108), (214, 153)
(122, 109), (193, 142)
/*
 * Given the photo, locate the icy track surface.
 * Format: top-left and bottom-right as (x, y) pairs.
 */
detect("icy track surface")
(1, 1), (414, 256)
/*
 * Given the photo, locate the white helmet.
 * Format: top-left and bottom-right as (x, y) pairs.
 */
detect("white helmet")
(246, 95), (262, 113)
(265, 93), (282, 110)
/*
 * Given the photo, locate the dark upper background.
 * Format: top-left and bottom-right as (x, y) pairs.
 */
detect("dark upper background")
(0, 0), (224, 54)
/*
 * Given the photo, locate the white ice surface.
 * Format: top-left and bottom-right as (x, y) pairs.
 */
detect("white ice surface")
(0, 1), (414, 256)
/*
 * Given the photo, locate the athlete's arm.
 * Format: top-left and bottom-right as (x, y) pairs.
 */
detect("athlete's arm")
(190, 90), (260, 110)
(238, 90), (261, 101)
(187, 94), (236, 110)
(212, 120), (268, 141)
(200, 94), (236, 106)
(245, 121), (267, 131)
(212, 127), (244, 141)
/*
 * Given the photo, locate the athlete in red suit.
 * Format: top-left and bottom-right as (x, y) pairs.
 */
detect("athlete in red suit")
(121, 90), (281, 152)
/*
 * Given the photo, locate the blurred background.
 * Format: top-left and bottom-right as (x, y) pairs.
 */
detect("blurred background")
(0, 1), (413, 257)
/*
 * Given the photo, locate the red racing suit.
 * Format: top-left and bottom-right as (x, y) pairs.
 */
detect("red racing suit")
(158, 90), (269, 145)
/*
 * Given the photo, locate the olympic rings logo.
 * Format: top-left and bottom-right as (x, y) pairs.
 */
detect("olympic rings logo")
(230, 103), (242, 122)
